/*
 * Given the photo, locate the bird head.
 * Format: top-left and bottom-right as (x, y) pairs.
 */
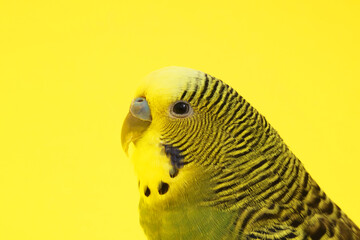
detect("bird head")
(121, 66), (265, 208)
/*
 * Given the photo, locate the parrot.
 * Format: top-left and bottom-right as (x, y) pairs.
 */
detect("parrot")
(121, 66), (360, 240)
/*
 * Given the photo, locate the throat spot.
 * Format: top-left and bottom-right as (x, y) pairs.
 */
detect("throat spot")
(163, 144), (186, 169)
(132, 140), (184, 200)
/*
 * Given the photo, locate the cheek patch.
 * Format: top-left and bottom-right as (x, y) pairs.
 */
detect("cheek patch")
(163, 144), (185, 169)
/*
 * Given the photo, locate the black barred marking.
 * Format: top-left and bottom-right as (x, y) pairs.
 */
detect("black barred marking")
(208, 84), (226, 109)
(163, 135), (183, 147)
(253, 206), (282, 222)
(290, 216), (303, 228)
(265, 125), (272, 134)
(281, 212), (291, 222)
(301, 188), (309, 199)
(215, 152), (284, 203)
(241, 171), (272, 190)
(285, 232), (297, 238)
(248, 159), (267, 173)
(282, 181), (298, 204)
(263, 159), (276, 171)
(216, 172), (239, 185)
(305, 219), (327, 240)
(214, 182), (237, 194)
(267, 151), (283, 167)
(251, 132), (265, 149)
(197, 74), (210, 104)
(223, 101), (242, 125)
(220, 171), (274, 198)
(214, 91), (231, 116)
(307, 192), (321, 208)
(283, 166), (300, 201)
(269, 227), (277, 233)
(165, 119), (200, 147)
(263, 119), (269, 130)
(328, 225), (334, 238)
(261, 144), (274, 154)
(232, 110), (256, 137)
(180, 90), (187, 100)
(254, 230), (267, 235)
(234, 192), (247, 202)
(267, 176), (282, 189)
(232, 121), (249, 138)
(225, 143), (248, 154)
(228, 87), (234, 94)
(303, 171), (309, 189)
(258, 178), (284, 201)
(295, 203), (305, 212)
(245, 136), (256, 145)
(322, 201), (334, 215)
(210, 144), (224, 166)
(148, 71), (360, 240)
(278, 157), (292, 177)
(236, 102), (251, 122)
(247, 229), (297, 239)
(307, 208), (312, 216)
(241, 130), (254, 140)
(218, 94), (238, 119)
(288, 160), (299, 179)
(206, 80), (219, 101)
(245, 110), (256, 123)
(229, 208), (245, 236)
(238, 209), (257, 236)
(320, 191), (326, 200)
(198, 126), (223, 166)
(232, 126), (247, 139)
(220, 136), (236, 154)
(165, 128), (195, 151)
(229, 148), (252, 158)
(247, 233), (257, 238)
(219, 170), (235, 179)
(161, 122), (183, 140)
(187, 84), (198, 103)
(288, 166), (300, 189)
(228, 91), (238, 103)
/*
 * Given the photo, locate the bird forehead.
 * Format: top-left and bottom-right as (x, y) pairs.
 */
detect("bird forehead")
(135, 66), (204, 103)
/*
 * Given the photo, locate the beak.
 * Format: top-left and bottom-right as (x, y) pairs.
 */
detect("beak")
(121, 97), (152, 156)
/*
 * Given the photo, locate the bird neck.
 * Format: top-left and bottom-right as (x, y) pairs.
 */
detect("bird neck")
(208, 113), (315, 210)
(139, 200), (236, 240)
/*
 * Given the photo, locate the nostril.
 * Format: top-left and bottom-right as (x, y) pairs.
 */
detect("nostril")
(135, 97), (145, 103)
(130, 97), (152, 122)
(158, 181), (169, 195)
(144, 186), (151, 197)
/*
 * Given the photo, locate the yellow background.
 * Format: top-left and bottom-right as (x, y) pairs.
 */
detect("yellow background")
(1, 1), (359, 239)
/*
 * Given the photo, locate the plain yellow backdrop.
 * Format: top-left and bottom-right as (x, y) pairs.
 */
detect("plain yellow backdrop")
(1, 1), (359, 239)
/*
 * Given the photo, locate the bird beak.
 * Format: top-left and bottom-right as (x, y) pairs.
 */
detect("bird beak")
(121, 97), (152, 156)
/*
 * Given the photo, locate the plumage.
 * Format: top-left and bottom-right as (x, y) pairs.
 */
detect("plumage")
(121, 66), (360, 240)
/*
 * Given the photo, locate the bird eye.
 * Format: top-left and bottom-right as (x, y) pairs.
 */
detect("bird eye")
(170, 101), (192, 118)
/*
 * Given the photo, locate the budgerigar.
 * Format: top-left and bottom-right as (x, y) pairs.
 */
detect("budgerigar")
(121, 66), (360, 240)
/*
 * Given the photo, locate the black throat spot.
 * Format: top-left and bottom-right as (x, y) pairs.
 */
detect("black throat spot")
(163, 144), (185, 169)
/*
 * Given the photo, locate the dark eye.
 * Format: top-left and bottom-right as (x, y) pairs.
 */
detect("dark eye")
(170, 101), (192, 118)
(173, 102), (189, 114)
